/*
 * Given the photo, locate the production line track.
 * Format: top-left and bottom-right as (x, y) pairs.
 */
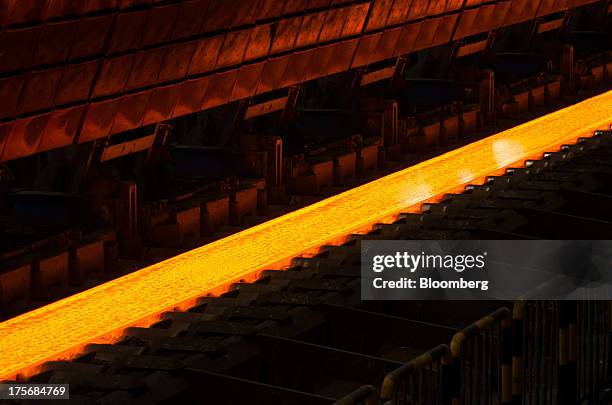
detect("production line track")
(1, 90), (612, 387)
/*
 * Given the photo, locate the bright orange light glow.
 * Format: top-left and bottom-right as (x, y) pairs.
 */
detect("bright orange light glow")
(1, 91), (612, 380)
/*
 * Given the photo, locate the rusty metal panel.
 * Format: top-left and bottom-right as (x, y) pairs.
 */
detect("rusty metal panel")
(230, 62), (265, 102)
(551, 0), (569, 13)
(231, 0), (259, 27)
(107, 10), (149, 54)
(255, 0), (285, 21)
(490, 1), (512, 30)
(143, 84), (181, 125)
(306, 45), (335, 81)
(406, 0), (430, 20)
(519, 0), (541, 21)
(172, 0), (209, 40)
(2, 113), (49, 161)
(0, 76), (24, 119)
(394, 22), (422, 56)
(283, 0), (308, 14)
(79, 99), (122, 143)
(201, 0), (233, 33)
(431, 14), (458, 46)
(0, 122), (11, 160)
(2, 0), (48, 26)
(54, 61), (99, 106)
(386, 0), (413, 26)
(17, 68), (64, 116)
(245, 24), (272, 61)
(426, 0), (447, 16)
(142, 4), (180, 46)
(33, 20), (78, 67)
(81, 0), (119, 13)
(413, 17), (439, 51)
(464, 0), (483, 6)
(217, 30), (251, 68)
(93, 55), (134, 98)
(319, 7), (349, 42)
(327, 38), (359, 75)
(111, 91), (151, 135)
(445, 0), (464, 12)
(365, 0), (394, 32)
(352, 33), (383, 68)
(71, 15), (114, 60)
(372, 28), (401, 63)
(188, 35), (224, 75)
(475, 4), (496, 33)
(256, 56), (290, 95)
(125, 48), (166, 90)
(38, 105), (85, 153)
(0, 27), (39, 73)
(296, 11), (326, 48)
(281, 49), (314, 88)
(537, 0), (556, 16)
(271, 17), (302, 53)
(202, 70), (238, 110)
(341, 3), (370, 37)
(173, 77), (210, 118)
(453, 8), (479, 40)
(45, 0), (84, 19)
(159, 42), (196, 83)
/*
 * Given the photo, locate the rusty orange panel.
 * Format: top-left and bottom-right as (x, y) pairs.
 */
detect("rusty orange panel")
(453, 8), (479, 40)
(38, 106), (85, 153)
(283, 0), (308, 14)
(107, 10), (149, 54)
(71, 15), (114, 60)
(245, 24), (272, 61)
(373, 28), (401, 63)
(352, 33), (383, 68)
(173, 77), (210, 118)
(518, 0), (542, 24)
(172, 0), (209, 40)
(143, 85), (181, 125)
(431, 14), (458, 47)
(426, 0), (447, 16)
(0, 122), (11, 160)
(281, 50), (315, 88)
(1, 114), (49, 161)
(475, 4), (496, 33)
(327, 39), (359, 75)
(296, 11), (326, 48)
(158, 42), (196, 83)
(202, 70), (239, 110)
(413, 18), (439, 51)
(271, 17), (302, 53)
(341, 3), (370, 37)
(319, 8), (349, 43)
(394, 22), (422, 56)
(365, 0), (394, 32)
(45, 0), (83, 19)
(78, 99), (121, 143)
(551, 0), (569, 13)
(386, 0), (413, 26)
(256, 56), (290, 95)
(92, 55), (134, 98)
(17, 68), (63, 116)
(125, 48), (165, 91)
(0, 27), (39, 73)
(230, 0), (259, 26)
(445, 0), (464, 12)
(306, 45), (335, 81)
(188, 35), (224, 76)
(464, 0), (483, 6)
(0, 76), (24, 119)
(490, 1), (512, 30)
(54, 61), (99, 106)
(230, 62), (265, 102)
(32, 21), (78, 67)
(142, 4), (180, 46)
(217, 30), (251, 68)
(255, 0), (285, 21)
(201, 0), (233, 33)
(406, 0), (430, 20)
(81, 0), (118, 14)
(111, 92), (151, 135)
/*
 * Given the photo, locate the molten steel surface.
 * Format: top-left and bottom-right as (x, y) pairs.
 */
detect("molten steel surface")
(1, 91), (612, 379)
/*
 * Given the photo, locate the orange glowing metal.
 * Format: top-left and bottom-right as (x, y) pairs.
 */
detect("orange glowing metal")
(1, 91), (612, 380)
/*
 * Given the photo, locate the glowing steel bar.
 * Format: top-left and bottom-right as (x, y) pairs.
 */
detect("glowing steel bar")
(1, 91), (612, 380)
